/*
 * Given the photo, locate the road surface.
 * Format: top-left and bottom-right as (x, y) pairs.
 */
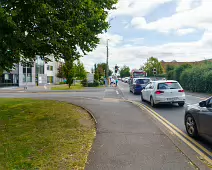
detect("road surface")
(118, 81), (212, 153)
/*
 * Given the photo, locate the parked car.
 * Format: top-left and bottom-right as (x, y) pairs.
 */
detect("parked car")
(141, 80), (185, 107)
(129, 78), (151, 94)
(184, 97), (212, 143)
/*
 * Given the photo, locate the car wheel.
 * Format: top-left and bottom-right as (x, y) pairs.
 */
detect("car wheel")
(185, 114), (199, 138)
(150, 97), (156, 107)
(178, 102), (185, 107)
(141, 93), (145, 102)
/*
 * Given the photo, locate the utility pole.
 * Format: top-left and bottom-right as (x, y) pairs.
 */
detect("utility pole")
(106, 39), (109, 78)
(105, 39), (109, 86)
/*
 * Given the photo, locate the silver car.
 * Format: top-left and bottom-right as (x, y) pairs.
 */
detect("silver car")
(184, 97), (212, 143)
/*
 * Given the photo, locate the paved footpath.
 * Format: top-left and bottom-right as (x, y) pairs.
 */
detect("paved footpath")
(53, 88), (196, 170)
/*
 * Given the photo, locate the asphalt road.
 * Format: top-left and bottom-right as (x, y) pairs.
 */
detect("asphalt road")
(118, 81), (212, 153)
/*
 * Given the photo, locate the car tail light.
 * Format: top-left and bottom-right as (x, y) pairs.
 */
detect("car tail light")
(155, 90), (164, 94)
(178, 89), (185, 92)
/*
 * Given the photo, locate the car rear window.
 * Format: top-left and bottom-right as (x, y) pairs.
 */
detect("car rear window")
(136, 79), (150, 84)
(158, 82), (181, 89)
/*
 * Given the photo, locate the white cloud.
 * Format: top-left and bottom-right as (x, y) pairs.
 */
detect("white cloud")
(176, 0), (201, 12)
(82, 31), (212, 71)
(109, 0), (173, 18)
(130, 0), (212, 33)
(176, 28), (196, 35)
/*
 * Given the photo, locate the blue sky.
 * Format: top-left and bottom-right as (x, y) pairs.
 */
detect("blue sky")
(82, 0), (212, 71)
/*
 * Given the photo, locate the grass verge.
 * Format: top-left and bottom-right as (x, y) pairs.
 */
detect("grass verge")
(0, 98), (96, 170)
(51, 84), (84, 90)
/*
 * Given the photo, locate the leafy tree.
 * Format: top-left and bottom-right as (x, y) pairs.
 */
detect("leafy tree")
(144, 57), (163, 76)
(173, 64), (192, 81)
(166, 65), (175, 73)
(57, 64), (65, 79)
(62, 60), (76, 88)
(57, 60), (86, 86)
(94, 63), (112, 80)
(94, 64), (99, 81)
(120, 65), (130, 78)
(0, 0), (118, 71)
(75, 60), (86, 80)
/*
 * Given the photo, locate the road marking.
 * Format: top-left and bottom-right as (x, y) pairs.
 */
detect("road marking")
(116, 90), (119, 95)
(130, 101), (212, 167)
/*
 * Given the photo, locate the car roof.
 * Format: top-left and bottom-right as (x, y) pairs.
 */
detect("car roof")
(151, 80), (178, 83)
(134, 78), (151, 80)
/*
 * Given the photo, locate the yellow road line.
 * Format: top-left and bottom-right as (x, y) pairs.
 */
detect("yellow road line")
(140, 103), (212, 157)
(131, 101), (212, 166)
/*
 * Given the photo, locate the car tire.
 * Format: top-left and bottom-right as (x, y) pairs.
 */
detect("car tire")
(141, 93), (145, 102)
(178, 102), (185, 107)
(150, 96), (156, 107)
(185, 114), (199, 138)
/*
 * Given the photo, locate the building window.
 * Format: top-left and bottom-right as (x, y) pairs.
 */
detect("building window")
(23, 67), (32, 82)
(47, 65), (53, 71)
(36, 57), (44, 74)
(47, 76), (54, 83)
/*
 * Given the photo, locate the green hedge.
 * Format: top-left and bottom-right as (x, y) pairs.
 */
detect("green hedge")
(166, 62), (212, 93)
(180, 63), (212, 93)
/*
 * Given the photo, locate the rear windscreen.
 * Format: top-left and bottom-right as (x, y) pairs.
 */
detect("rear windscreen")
(158, 82), (181, 89)
(136, 79), (150, 84)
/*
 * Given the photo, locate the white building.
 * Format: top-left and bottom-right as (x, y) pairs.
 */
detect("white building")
(0, 56), (65, 87)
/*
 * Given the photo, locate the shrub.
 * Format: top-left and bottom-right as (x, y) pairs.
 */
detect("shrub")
(81, 79), (88, 87)
(179, 62), (212, 93)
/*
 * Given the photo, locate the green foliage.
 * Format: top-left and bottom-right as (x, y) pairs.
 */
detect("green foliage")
(166, 65), (175, 73)
(57, 60), (86, 87)
(57, 64), (65, 79)
(0, 0), (118, 71)
(63, 60), (75, 88)
(75, 60), (86, 80)
(94, 63), (112, 80)
(81, 78), (88, 87)
(144, 57), (163, 76)
(173, 64), (192, 81)
(179, 63), (212, 93)
(120, 65), (130, 78)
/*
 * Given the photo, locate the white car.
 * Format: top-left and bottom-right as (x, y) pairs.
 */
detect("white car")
(124, 77), (129, 83)
(141, 80), (186, 107)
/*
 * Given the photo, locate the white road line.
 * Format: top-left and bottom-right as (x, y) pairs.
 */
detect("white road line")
(116, 90), (119, 95)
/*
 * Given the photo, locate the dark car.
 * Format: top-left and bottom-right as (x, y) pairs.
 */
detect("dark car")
(129, 78), (151, 94)
(184, 97), (212, 143)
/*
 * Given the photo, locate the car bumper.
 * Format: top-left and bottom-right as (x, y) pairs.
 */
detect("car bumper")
(154, 96), (186, 104)
(134, 87), (145, 93)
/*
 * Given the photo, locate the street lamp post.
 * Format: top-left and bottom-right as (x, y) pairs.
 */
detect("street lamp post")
(105, 39), (109, 86)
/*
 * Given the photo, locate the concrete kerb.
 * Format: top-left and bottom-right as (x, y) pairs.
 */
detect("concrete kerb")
(126, 100), (211, 170)
(70, 102), (98, 125)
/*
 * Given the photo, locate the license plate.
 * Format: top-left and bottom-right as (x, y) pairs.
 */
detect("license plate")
(167, 97), (178, 101)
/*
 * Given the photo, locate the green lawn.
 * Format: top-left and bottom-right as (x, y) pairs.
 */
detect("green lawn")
(0, 98), (96, 170)
(51, 84), (84, 90)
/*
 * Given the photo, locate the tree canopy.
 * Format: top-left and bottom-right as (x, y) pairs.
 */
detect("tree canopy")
(119, 65), (130, 78)
(0, 0), (118, 71)
(143, 57), (163, 76)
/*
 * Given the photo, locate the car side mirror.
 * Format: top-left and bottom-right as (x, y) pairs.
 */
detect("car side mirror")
(199, 101), (206, 107)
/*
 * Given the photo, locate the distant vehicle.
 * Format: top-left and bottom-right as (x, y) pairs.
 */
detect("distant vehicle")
(131, 69), (147, 78)
(129, 78), (151, 94)
(141, 80), (185, 107)
(184, 97), (212, 143)
(124, 77), (129, 83)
